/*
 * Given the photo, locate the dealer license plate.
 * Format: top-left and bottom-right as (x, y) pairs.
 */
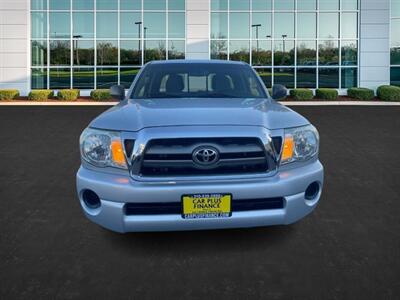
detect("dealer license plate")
(182, 193), (232, 219)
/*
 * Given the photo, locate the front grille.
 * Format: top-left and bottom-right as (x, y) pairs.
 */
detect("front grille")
(139, 138), (269, 177)
(125, 197), (285, 215)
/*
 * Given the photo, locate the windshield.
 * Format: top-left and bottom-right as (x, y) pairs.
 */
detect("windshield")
(131, 63), (267, 99)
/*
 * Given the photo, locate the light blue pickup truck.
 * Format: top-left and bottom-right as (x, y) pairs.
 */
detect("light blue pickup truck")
(76, 60), (323, 232)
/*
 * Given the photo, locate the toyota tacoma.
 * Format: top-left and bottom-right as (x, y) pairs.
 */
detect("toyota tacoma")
(76, 60), (324, 232)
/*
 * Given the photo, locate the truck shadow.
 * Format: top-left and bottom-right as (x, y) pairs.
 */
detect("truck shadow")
(102, 225), (296, 255)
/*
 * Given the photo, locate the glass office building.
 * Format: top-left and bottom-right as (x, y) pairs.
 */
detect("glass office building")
(0, 0), (398, 94)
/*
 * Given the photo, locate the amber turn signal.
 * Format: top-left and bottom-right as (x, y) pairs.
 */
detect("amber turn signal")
(111, 140), (126, 166)
(281, 135), (294, 162)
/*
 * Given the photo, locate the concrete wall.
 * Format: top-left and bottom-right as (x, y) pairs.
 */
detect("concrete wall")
(359, 0), (391, 90)
(0, 0), (30, 96)
(185, 0), (210, 59)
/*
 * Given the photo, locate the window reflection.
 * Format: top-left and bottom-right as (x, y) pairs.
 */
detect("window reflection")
(252, 0), (272, 11)
(32, 41), (47, 66)
(342, 13), (358, 39)
(341, 40), (357, 66)
(319, 68), (339, 88)
(319, 40), (339, 65)
(144, 12), (167, 38)
(50, 68), (71, 89)
(96, 0), (117, 10)
(274, 13), (294, 38)
(168, 40), (185, 59)
(319, 13), (339, 39)
(391, 19), (400, 64)
(297, 0), (316, 10)
(211, 13), (228, 38)
(319, 0), (339, 10)
(120, 0), (141, 10)
(169, 12), (185, 38)
(97, 13), (118, 39)
(96, 68), (118, 89)
(73, 12), (94, 38)
(50, 40), (70, 65)
(144, 40), (166, 63)
(392, 0), (400, 17)
(73, 40), (94, 66)
(390, 67), (400, 86)
(73, 0), (94, 10)
(31, 12), (47, 38)
(297, 68), (316, 88)
(120, 41), (141, 65)
(297, 41), (316, 66)
(252, 40), (272, 66)
(342, 0), (358, 10)
(31, 68), (47, 89)
(230, 13), (250, 39)
(96, 41), (118, 65)
(49, 0), (69, 10)
(274, 68), (294, 88)
(252, 13), (272, 38)
(297, 13), (316, 39)
(229, 41), (250, 63)
(211, 0), (228, 11)
(274, 40), (294, 66)
(31, 0), (47, 10)
(121, 12), (141, 38)
(144, 0), (166, 10)
(169, 0), (185, 10)
(274, 0), (294, 10)
(341, 68), (357, 88)
(50, 12), (70, 38)
(211, 40), (228, 59)
(230, 0), (249, 10)
(73, 68), (94, 89)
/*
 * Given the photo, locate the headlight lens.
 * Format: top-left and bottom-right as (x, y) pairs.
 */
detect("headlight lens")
(281, 125), (319, 164)
(80, 128), (127, 169)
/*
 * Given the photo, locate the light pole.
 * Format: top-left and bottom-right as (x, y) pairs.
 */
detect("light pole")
(144, 27), (147, 62)
(282, 34), (287, 53)
(135, 21), (142, 63)
(73, 35), (82, 65)
(251, 24), (262, 54)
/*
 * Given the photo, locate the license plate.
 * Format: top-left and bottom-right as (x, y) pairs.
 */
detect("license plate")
(182, 193), (232, 219)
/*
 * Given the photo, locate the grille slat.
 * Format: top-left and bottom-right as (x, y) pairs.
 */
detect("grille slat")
(139, 137), (269, 177)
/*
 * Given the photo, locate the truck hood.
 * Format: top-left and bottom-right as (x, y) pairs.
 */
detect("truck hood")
(90, 98), (309, 131)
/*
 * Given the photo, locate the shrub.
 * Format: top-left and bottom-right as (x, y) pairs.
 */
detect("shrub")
(289, 89), (314, 100)
(28, 90), (54, 101)
(315, 88), (338, 100)
(377, 85), (400, 101)
(0, 89), (19, 100)
(90, 89), (112, 101)
(57, 89), (80, 101)
(347, 88), (374, 100)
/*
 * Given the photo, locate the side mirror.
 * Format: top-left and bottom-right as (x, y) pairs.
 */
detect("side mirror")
(271, 84), (288, 100)
(110, 85), (125, 101)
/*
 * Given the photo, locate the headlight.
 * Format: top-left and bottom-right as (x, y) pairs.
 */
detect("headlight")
(280, 125), (319, 164)
(80, 128), (127, 169)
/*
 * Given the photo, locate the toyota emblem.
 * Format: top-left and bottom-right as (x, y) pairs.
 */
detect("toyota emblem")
(192, 146), (220, 167)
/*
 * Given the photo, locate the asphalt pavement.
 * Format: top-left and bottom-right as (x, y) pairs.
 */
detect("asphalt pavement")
(0, 106), (399, 299)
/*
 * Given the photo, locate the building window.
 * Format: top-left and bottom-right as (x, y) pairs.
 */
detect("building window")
(30, 0), (186, 89)
(210, 0), (359, 89)
(391, 0), (400, 86)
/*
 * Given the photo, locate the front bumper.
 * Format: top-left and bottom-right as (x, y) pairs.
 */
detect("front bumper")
(76, 160), (324, 232)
